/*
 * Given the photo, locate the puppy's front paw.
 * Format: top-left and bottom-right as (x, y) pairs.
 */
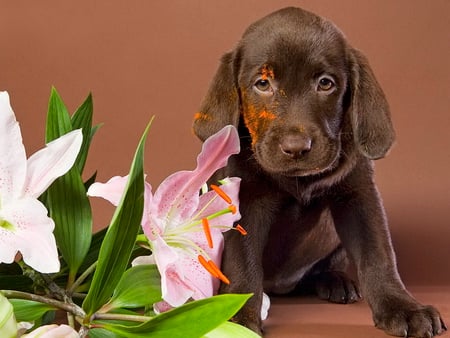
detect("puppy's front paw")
(373, 298), (447, 337)
(231, 311), (263, 336)
(313, 271), (361, 304)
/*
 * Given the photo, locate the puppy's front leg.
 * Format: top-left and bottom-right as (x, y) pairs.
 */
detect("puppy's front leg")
(219, 185), (275, 335)
(331, 171), (446, 337)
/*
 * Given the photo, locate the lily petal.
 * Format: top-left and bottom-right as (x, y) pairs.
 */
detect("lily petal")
(152, 125), (239, 229)
(152, 235), (195, 307)
(88, 175), (153, 229)
(183, 229), (224, 298)
(22, 324), (78, 338)
(87, 175), (129, 206)
(0, 197), (59, 273)
(131, 254), (155, 266)
(25, 129), (83, 198)
(0, 91), (27, 201)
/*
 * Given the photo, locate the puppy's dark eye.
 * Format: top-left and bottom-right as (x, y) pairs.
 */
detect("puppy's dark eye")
(254, 79), (272, 94)
(317, 76), (335, 92)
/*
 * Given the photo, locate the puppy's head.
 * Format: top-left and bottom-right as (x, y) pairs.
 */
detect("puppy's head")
(193, 7), (395, 177)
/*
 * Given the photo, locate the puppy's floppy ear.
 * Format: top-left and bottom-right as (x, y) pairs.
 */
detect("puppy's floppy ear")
(348, 48), (395, 159)
(193, 51), (241, 141)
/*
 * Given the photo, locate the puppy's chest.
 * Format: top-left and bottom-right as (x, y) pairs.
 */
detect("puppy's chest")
(263, 200), (340, 269)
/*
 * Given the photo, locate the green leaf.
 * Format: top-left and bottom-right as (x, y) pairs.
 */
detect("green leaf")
(70, 92), (94, 174)
(45, 87), (72, 142)
(89, 328), (121, 338)
(78, 227), (107, 274)
(99, 294), (252, 338)
(203, 321), (261, 338)
(84, 171), (98, 190)
(43, 87), (93, 280)
(105, 264), (162, 311)
(9, 299), (55, 322)
(45, 169), (92, 279)
(82, 119), (152, 316)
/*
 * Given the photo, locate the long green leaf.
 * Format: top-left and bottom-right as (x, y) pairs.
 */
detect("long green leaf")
(99, 294), (252, 338)
(202, 321), (261, 338)
(44, 88), (92, 279)
(78, 227), (107, 274)
(70, 92), (94, 174)
(45, 87), (71, 142)
(88, 328), (120, 338)
(105, 264), (161, 311)
(9, 299), (55, 322)
(45, 169), (92, 279)
(82, 120), (152, 316)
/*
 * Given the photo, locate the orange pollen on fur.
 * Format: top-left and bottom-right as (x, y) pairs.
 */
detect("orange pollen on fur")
(202, 218), (213, 249)
(242, 101), (278, 146)
(258, 110), (276, 120)
(261, 64), (275, 80)
(210, 184), (232, 204)
(194, 112), (210, 121)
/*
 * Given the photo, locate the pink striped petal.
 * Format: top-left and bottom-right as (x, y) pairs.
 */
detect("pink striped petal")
(152, 125), (239, 231)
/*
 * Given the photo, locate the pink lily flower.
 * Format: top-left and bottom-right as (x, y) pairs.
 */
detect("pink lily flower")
(88, 125), (243, 307)
(22, 324), (78, 338)
(0, 92), (82, 273)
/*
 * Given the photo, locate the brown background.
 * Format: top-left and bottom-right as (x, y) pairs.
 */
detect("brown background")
(1, 1), (449, 287)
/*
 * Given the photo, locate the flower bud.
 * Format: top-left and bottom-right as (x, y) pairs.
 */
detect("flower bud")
(0, 293), (18, 338)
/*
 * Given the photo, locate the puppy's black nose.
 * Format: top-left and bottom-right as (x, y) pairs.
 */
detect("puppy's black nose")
(279, 134), (312, 158)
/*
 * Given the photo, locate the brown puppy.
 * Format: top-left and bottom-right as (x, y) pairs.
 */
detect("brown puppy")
(193, 7), (446, 337)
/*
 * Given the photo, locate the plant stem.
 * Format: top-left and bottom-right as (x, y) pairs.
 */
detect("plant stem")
(78, 326), (89, 338)
(1, 290), (85, 318)
(67, 270), (76, 291)
(67, 312), (75, 328)
(40, 273), (66, 301)
(69, 261), (98, 295)
(91, 312), (151, 323)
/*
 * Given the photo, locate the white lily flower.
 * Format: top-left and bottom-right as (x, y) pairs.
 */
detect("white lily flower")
(0, 91), (83, 273)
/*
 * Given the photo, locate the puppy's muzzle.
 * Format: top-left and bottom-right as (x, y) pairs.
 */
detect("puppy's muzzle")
(279, 133), (312, 159)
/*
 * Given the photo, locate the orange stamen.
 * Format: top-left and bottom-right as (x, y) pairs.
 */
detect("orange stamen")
(228, 205), (237, 214)
(208, 260), (231, 285)
(198, 255), (219, 278)
(202, 218), (213, 249)
(235, 224), (248, 236)
(210, 184), (232, 204)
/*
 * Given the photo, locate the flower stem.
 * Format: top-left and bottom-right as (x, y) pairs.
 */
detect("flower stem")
(1, 290), (85, 317)
(91, 312), (152, 323)
(69, 261), (98, 295)
(67, 270), (76, 290)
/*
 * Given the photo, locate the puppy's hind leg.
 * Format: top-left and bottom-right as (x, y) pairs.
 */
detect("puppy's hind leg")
(299, 246), (362, 304)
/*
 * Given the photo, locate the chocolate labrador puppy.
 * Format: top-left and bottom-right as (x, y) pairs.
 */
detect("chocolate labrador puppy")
(193, 7), (446, 338)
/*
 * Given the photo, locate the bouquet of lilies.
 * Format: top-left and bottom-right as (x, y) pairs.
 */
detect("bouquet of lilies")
(0, 89), (260, 337)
